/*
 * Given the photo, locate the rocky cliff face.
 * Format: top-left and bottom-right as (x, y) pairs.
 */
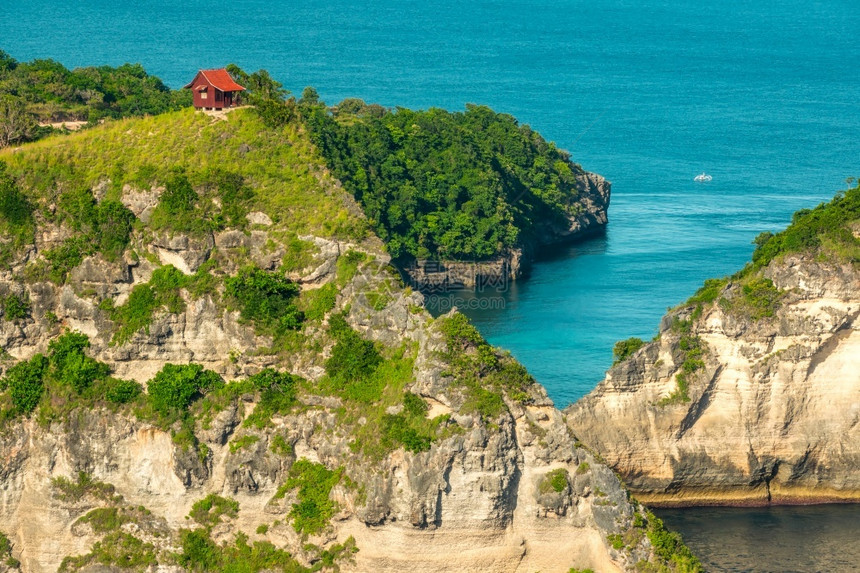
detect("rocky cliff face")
(0, 231), (661, 573)
(0, 110), (680, 572)
(402, 171), (611, 290)
(566, 255), (860, 506)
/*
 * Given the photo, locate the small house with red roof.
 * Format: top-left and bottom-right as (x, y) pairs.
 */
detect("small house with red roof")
(184, 69), (246, 110)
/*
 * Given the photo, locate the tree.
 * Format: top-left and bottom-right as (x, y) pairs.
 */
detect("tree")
(0, 96), (36, 148)
(300, 86), (320, 105)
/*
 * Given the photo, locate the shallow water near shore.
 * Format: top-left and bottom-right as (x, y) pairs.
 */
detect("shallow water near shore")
(2, 0), (860, 569)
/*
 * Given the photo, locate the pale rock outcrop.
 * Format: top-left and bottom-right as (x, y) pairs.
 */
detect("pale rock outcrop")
(567, 256), (860, 506)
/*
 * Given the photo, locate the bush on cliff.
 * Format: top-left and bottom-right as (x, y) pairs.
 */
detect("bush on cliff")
(751, 181), (860, 268)
(612, 337), (645, 364)
(225, 266), (304, 337)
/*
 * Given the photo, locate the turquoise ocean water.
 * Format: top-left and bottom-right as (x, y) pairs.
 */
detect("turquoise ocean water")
(2, 1), (859, 570)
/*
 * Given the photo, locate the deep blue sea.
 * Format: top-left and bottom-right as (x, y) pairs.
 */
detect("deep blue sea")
(2, 1), (859, 570)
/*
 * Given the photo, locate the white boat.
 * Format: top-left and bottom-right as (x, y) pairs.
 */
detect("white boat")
(694, 172), (712, 182)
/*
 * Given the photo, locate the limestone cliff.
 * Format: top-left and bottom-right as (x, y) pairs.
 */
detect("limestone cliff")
(567, 195), (860, 506)
(0, 108), (684, 572)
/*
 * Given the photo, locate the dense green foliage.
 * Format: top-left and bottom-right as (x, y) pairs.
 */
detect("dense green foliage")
(0, 50), (190, 146)
(1, 292), (30, 321)
(225, 266), (304, 336)
(177, 528), (355, 573)
(305, 101), (585, 260)
(324, 314), (383, 398)
(0, 331), (142, 423)
(643, 511), (703, 572)
(752, 182), (860, 268)
(145, 363), (222, 423)
(612, 337), (645, 365)
(739, 277), (783, 320)
(0, 162), (33, 225)
(147, 167), (256, 235)
(278, 459), (343, 535)
(2, 353), (49, 414)
(51, 472), (120, 504)
(48, 331), (111, 393)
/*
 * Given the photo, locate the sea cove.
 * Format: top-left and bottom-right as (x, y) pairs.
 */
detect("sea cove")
(2, 0), (859, 571)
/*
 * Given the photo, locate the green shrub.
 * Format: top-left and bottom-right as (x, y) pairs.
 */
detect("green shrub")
(539, 468), (570, 494)
(42, 238), (92, 284)
(301, 282), (338, 322)
(3, 354), (48, 414)
(59, 531), (157, 572)
(93, 200), (136, 260)
(53, 187), (135, 263)
(49, 331), (109, 393)
(382, 414), (432, 453)
(686, 277), (729, 306)
(225, 266), (303, 335)
(2, 292), (29, 321)
(335, 250), (368, 286)
(177, 527), (309, 572)
(751, 183), (860, 268)
(278, 459), (342, 535)
(612, 337), (645, 365)
(644, 511), (703, 572)
(324, 315), (382, 391)
(462, 385), (506, 420)
(51, 471), (119, 503)
(158, 169), (198, 215)
(403, 392), (428, 417)
(229, 434), (260, 454)
(741, 277), (783, 319)
(270, 434), (292, 456)
(203, 168), (254, 228)
(607, 533), (625, 550)
(75, 507), (128, 534)
(146, 363), (222, 422)
(0, 163), (33, 226)
(104, 378), (142, 404)
(189, 494), (239, 528)
(178, 528), (219, 570)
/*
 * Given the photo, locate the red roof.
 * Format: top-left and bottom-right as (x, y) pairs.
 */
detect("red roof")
(183, 69), (246, 92)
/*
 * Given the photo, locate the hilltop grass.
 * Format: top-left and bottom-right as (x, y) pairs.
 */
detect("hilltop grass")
(0, 107), (367, 242)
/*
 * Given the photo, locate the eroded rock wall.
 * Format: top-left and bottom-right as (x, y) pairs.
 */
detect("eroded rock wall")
(566, 256), (860, 506)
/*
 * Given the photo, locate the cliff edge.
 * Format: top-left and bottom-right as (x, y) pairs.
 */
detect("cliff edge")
(567, 185), (860, 506)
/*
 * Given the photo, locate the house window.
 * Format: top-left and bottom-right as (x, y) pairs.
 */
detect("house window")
(200, 91), (208, 100)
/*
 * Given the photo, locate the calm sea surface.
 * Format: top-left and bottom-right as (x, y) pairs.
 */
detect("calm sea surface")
(2, 1), (859, 570)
